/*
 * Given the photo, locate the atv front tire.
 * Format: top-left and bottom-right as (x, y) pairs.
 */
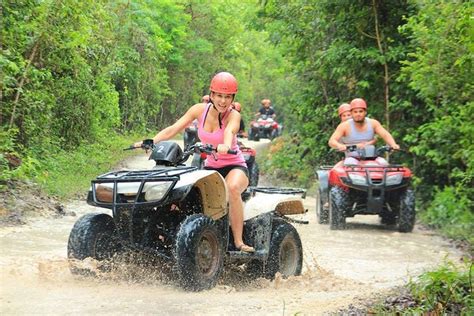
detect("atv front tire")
(316, 189), (329, 224)
(398, 189), (415, 232)
(174, 214), (224, 291)
(265, 220), (303, 278)
(329, 186), (348, 230)
(67, 213), (121, 276)
(246, 219), (302, 279)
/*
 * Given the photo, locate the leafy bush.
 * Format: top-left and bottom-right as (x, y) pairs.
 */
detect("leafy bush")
(34, 134), (139, 199)
(420, 186), (474, 245)
(259, 135), (315, 187)
(0, 128), (41, 184)
(407, 261), (473, 314)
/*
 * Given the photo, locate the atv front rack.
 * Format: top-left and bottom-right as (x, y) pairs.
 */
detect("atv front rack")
(344, 164), (405, 171)
(88, 167), (197, 208)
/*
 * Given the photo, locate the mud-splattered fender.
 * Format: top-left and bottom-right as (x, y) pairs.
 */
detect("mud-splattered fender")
(175, 170), (227, 220)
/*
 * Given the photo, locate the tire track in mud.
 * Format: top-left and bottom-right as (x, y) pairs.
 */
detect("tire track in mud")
(0, 138), (463, 315)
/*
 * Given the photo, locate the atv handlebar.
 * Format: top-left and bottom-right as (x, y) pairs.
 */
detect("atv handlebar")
(125, 140), (236, 155)
(346, 144), (393, 154)
(124, 140), (236, 165)
(124, 139), (154, 151)
(186, 142), (237, 155)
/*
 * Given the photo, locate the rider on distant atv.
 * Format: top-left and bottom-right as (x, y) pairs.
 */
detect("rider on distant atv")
(338, 103), (352, 122)
(255, 98), (276, 118)
(232, 102), (246, 137)
(329, 98), (399, 164)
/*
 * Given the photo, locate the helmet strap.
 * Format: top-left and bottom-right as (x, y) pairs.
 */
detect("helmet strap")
(209, 94), (234, 129)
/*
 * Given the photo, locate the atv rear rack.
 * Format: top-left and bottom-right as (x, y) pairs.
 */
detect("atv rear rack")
(96, 166), (197, 180)
(250, 186), (306, 198)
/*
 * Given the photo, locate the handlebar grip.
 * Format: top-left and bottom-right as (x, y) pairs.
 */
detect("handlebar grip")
(227, 149), (237, 155)
(346, 145), (357, 152)
(123, 145), (136, 151)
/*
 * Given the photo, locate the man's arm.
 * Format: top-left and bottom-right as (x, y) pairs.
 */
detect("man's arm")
(328, 122), (348, 151)
(372, 120), (400, 150)
(366, 136), (378, 146)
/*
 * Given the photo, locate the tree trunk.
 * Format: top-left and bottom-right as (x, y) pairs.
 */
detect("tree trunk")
(372, 0), (390, 131)
(9, 39), (41, 129)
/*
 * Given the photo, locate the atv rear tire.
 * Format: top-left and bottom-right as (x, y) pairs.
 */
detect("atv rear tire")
(398, 189), (415, 233)
(316, 189), (329, 224)
(67, 213), (121, 276)
(329, 186), (348, 230)
(174, 214), (224, 291)
(249, 161), (259, 187)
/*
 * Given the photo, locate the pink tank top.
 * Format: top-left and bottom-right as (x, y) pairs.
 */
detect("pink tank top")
(197, 103), (246, 168)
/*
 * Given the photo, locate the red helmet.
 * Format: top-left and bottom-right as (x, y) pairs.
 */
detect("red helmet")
(209, 72), (238, 94)
(233, 102), (241, 112)
(338, 103), (351, 116)
(350, 98), (367, 110)
(201, 95), (210, 103)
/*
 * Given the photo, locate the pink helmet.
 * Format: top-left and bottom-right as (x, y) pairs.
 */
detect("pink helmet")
(233, 102), (241, 112)
(201, 95), (210, 103)
(209, 72), (238, 94)
(350, 98), (367, 110)
(338, 103), (351, 116)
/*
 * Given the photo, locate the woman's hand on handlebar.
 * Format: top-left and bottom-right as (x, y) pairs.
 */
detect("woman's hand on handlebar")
(217, 144), (237, 155)
(217, 144), (230, 154)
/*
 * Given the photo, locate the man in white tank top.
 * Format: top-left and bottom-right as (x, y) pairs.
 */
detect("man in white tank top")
(328, 98), (400, 164)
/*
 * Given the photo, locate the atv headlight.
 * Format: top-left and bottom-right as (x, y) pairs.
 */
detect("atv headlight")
(386, 174), (403, 186)
(144, 181), (173, 201)
(348, 173), (367, 185)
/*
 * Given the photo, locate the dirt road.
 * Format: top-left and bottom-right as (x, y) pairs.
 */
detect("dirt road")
(0, 139), (462, 315)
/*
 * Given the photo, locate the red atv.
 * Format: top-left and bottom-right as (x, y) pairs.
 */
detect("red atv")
(248, 115), (279, 141)
(237, 140), (259, 187)
(316, 145), (415, 232)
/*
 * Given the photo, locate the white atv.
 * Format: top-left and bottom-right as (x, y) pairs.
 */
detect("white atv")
(67, 140), (307, 291)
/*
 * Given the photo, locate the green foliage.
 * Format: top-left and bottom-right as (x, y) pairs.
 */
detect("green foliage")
(258, 0), (473, 246)
(35, 134), (139, 198)
(421, 186), (474, 244)
(0, 128), (41, 183)
(1, 0), (472, 249)
(407, 261), (473, 314)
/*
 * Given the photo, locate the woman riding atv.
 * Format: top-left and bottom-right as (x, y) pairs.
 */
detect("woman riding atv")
(134, 72), (254, 253)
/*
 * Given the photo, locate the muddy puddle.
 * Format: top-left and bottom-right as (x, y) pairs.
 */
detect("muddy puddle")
(0, 139), (463, 315)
